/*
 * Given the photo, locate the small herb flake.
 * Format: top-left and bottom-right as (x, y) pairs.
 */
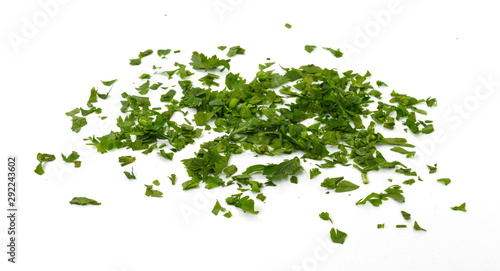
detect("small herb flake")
(451, 202), (467, 212)
(70, 197), (101, 206)
(437, 178), (451, 186)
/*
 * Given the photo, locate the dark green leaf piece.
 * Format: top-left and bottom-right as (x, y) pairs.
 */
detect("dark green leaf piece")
(451, 202), (467, 212)
(70, 197), (101, 206)
(330, 227), (347, 244)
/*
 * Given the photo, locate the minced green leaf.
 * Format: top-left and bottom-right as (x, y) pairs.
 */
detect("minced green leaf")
(427, 164), (438, 173)
(305, 45), (316, 53)
(401, 210), (411, 220)
(70, 197), (101, 206)
(152, 180), (160, 186)
(226, 194), (259, 214)
(118, 156), (136, 167)
(169, 174), (177, 185)
(212, 200), (226, 215)
(377, 224), (385, 229)
(34, 153), (56, 175)
(390, 147), (416, 158)
(451, 202), (467, 212)
(396, 224), (407, 228)
(145, 184), (163, 197)
(124, 168), (136, 179)
(224, 165), (238, 178)
(413, 221), (427, 231)
(437, 178), (451, 186)
(284, 23), (292, 29)
(323, 47), (343, 58)
(158, 150), (174, 160)
(330, 227), (347, 244)
(101, 79), (118, 86)
(319, 212), (333, 223)
(227, 46), (245, 57)
(310, 168), (321, 179)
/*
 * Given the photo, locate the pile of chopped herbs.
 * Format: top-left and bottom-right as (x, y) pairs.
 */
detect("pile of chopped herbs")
(36, 45), (461, 244)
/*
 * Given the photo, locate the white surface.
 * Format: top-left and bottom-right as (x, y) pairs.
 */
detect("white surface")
(1, 0), (500, 270)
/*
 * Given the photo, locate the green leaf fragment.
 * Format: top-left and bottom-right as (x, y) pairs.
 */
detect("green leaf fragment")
(323, 47), (343, 58)
(437, 178), (451, 186)
(118, 156), (136, 167)
(169, 174), (177, 185)
(227, 46), (246, 57)
(101, 79), (118, 86)
(401, 210), (411, 220)
(70, 197), (101, 206)
(34, 153), (56, 175)
(304, 45), (316, 53)
(152, 180), (160, 186)
(451, 202), (467, 212)
(319, 212), (333, 223)
(284, 23), (292, 29)
(145, 184), (163, 197)
(310, 168), (321, 179)
(413, 221), (427, 231)
(124, 168), (136, 179)
(427, 164), (438, 173)
(330, 227), (347, 244)
(377, 224), (385, 229)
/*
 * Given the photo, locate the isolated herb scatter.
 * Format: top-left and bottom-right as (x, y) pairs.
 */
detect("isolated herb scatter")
(35, 44), (462, 245)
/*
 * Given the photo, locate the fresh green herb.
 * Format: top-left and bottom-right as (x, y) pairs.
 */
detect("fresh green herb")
(124, 168), (136, 179)
(377, 224), (385, 229)
(169, 174), (177, 185)
(217, 46), (227, 51)
(396, 224), (407, 228)
(323, 47), (343, 58)
(356, 185), (405, 206)
(34, 153), (56, 175)
(376, 80), (388, 87)
(390, 147), (416, 158)
(152, 180), (160, 186)
(321, 177), (359, 193)
(244, 157), (303, 181)
(223, 165), (238, 178)
(451, 202), (467, 212)
(304, 45), (316, 53)
(101, 79), (118, 86)
(402, 179), (415, 185)
(212, 200), (226, 215)
(290, 176), (298, 184)
(427, 164), (438, 173)
(256, 193), (266, 202)
(227, 46), (246, 57)
(413, 221), (427, 231)
(158, 49), (172, 57)
(189, 51), (230, 71)
(310, 168), (321, 179)
(158, 150), (174, 160)
(118, 156), (136, 167)
(61, 151), (81, 168)
(437, 178), (451, 186)
(145, 184), (163, 197)
(70, 197), (101, 206)
(284, 23), (292, 29)
(401, 210), (411, 220)
(223, 211), (233, 218)
(319, 212), (333, 223)
(225, 193), (259, 214)
(330, 227), (347, 244)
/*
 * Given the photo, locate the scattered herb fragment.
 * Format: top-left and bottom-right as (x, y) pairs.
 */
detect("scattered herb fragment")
(284, 23), (292, 29)
(396, 225), (407, 228)
(118, 156), (136, 167)
(437, 178), (451, 186)
(145, 184), (163, 197)
(34, 153), (56, 175)
(451, 202), (467, 212)
(304, 45), (316, 53)
(70, 197), (101, 206)
(323, 47), (343, 58)
(319, 212), (333, 223)
(226, 46), (245, 57)
(330, 227), (348, 244)
(61, 151), (81, 168)
(124, 168), (136, 179)
(310, 168), (321, 179)
(413, 221), (427, 231)
(377, 224), (385, 229)
(427, 164), (438, 173)
(401, 211), (411, 220)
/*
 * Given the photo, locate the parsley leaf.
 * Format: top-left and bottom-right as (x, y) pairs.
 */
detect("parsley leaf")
(319, 212), (333, 223)
(227, 46), (246, 57)
(61, 151), (81, 168)
(437, 178), (451, 186)
(304, 45), (316, 53)
(34, 153), (56, 175)
(323, 47), (343, 58)
(310, 168), (321, 179)
(189, 51), (231, 71)
(226, 193), (259, 214)
(69, 197), (101, 206)
(451, 202), (467, 212)
(413, 221), (427, 231)
(212, 200), (226, 215)
(284, 23), (292, 29)
(330, 227), (347, 244)
(118, 156), (136, 167)
(124, 168), (136, 179)
(401, 210), (411, 220)
(101, 79), (118, 86)
(427, 164), (438, 173)
(145, 184), (163, 197)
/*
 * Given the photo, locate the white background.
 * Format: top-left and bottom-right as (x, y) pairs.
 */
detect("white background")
(1, 0), (500, 270)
